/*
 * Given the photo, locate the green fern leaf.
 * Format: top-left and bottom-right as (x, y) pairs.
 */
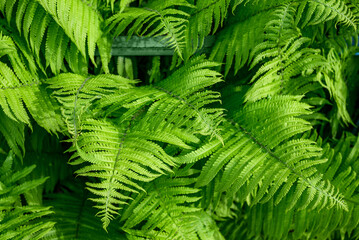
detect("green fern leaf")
(0, 34), (64, 133)
(106, 0), (194, 58)
(240, 133), (359, 239)
(47, 73), (135, 140)
(298, 0), (357, 29)
(189, 95), (347, 212)
(0, 110), (25, 158)
(316, 49), (353, 126)
(0, 0), (105, 74)
(96, 56), (224, 142)
(70, 118), (177, 230)
(121, 170), (224, 240)
(246, 37), (326, 102)
(52, 57), (224, 229)
(209, 11), (268, 75)
(0, 152), (55, 240)
(36, 0), (103, 64)
(185, 0), (230, 58)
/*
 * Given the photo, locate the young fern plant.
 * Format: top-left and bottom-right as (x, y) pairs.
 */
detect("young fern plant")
(0, 0), (359, 239)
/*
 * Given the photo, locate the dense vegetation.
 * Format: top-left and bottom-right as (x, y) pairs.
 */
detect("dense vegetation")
(1, 0), (359, 239)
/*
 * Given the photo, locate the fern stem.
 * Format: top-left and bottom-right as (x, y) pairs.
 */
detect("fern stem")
(104, 110), (143, 219)
(73, 77), (91, 143)
(0, 80), (40, 90)
(276, 4), (292, 93)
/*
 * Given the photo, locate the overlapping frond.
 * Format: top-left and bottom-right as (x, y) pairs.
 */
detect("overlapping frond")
(297, 0), (357, 29)
(0, 33), (64, 134)
(179, 95), (347, 213)
(36, 0), (103, 64)
(246, 36), (325, 102)
(1, 0), (358, 239)
(69, 117), (179, 230)
(0, 109), (24, 158)
(97, 56), (224, 142)
(52, 57), (225, 229)
(316, 49), (353, 126)
(47, 74), (135, 140)
(0, 0), (104, 74)
(106, 0), (193, 58)
(210, 0), (357, 75)
(120, 170), (224, 240)
(0, 33), (39, 125)
(0, 152), (55, 240)
(235, 133), (359, 240)
(252, 4), (300, 51)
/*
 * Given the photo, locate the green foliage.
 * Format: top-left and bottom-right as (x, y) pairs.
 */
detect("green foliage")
(195, 96), (347, 211)
(0, 0), (359, 239)
(0, 152), (55, 240)
(106, 0), (194, 58)
(43, 181), (126, 239)
(120, 169), (222, 239)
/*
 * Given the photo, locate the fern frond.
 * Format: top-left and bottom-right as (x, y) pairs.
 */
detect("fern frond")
(0, 61), (34, 124)
(237, 133), (359, 240)
(0, 34), (64, 133)
(259, 4), (300, 48)
(0, 34), (36, 124)
(0, 152), (55, 240)
(184, 95), (347, 212)
(1, 0), (62, 73)
(51, 57), (224, 229)
(297, 0), (357, 29)
(210, 0), (357, 75)
(0, 33), (16, 57)
(246, 36), (326, 102)
(244, 3), (354, 127)
(70, 118), (177, 230)
(240, 5), (330, 102)
(0, 18), (43, 75)
(106, 0), (193, 58)
(121, 169), (224, 240)
(316, 49), (353, 126)
(0, 0), (104, 74)
(35, 0), (103, 64)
